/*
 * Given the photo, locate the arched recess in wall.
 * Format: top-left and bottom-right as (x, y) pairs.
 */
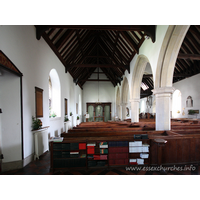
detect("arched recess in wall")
(172, 89), (182, 118)
(116, 87), (120, 117)
(49, 69), (61, 118)
(155, 25), (190, 88)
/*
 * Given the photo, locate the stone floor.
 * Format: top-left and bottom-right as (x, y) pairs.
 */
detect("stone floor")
(1, 151), (200, 175)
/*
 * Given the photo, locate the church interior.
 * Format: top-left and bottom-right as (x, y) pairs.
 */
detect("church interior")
(0, 24), (200, 182)
(2, 0), (200, 196)
(0, 25), (200, 176)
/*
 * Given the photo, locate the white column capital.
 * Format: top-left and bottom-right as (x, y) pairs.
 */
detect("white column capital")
(152, 87), (175, 95)
(129, 98), (140, 103)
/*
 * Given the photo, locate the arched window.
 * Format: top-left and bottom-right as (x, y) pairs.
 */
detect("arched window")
(79, 94), (81, 116)
(172, 89), (182, 118)
(49, 69), (61, 118)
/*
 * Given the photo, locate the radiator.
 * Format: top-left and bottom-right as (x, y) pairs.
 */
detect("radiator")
(33, 127), (49, 160)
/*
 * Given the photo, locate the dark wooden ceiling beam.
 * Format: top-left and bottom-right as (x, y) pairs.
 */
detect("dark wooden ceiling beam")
(130, 31), (140, 42)
(51, 29), (63, 43)
(120, 31), (139, 54)
(56, 29), (75, 51)
(77, 42), (98, 65)
(100, 60), (122, 85)
(79, 79), (110, 82)
(178, 53), (200, 60)
(101, 32), (129, 65)
(35, 25), (49, 40)
(42, 32), (67, 68)
(65, 64), (129, 72)
(118, 34), (133, 56)
(79, 68), (97, 86)
(65, 33), (96, 64)
(190, 25), (200, 38)
(98, 42), (120, 65)
(100, 67), (117, 86)
(43, 25), (156, 42)
(186, 31), (200, 53)
(47, 28), (56, 37)
(184, 37), (198, 54)
(60, 33), (77, 56)
(104, 31), (130, 62)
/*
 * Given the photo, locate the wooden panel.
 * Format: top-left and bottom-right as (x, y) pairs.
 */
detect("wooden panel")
(182, 139), (190, 162)
(169, 140), (177, 163)
(176, 139), (183, 163)
(195, 138), (200, 162)
(150, 140), (157, 165)
(162, 140), (170, 164)
(190, 139), (196, 162)
(35, 87), (43, 118)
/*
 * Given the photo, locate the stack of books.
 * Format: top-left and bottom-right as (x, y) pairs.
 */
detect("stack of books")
(99, 142), (108, 148)
(50, 137), (63, 142)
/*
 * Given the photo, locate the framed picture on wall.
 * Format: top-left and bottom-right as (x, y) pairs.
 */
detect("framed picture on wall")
(35, 87), (43, 118)
(76, 103), (78, 114)
(65, 98), (68, 115)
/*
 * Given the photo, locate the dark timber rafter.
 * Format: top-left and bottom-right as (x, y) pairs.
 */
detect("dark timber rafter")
(178, 53), (200, 60)
(36, 25), (156, 43)
(65, 64), (130, 73)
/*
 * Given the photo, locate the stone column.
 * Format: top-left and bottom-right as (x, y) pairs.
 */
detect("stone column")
(152, 87), (175, 130)
(120, 103), (127, 121)
(130, 98), (140, 123)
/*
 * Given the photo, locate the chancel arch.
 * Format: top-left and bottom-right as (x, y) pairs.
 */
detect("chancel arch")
(120, 77), (130, 120)
(153, 25), (190, 130)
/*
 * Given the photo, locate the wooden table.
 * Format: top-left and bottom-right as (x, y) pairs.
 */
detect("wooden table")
(94, 116), (104, 122)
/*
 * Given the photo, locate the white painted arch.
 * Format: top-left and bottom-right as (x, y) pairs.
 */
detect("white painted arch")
(155, 25), (190, 88)
(130, 55), (153, 122)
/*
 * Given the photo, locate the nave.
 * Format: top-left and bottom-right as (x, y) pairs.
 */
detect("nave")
(3, 119), (200, 175)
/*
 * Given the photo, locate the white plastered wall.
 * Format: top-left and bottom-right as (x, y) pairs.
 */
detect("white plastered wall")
(0, 25), (82, 161)
(172, 74), (200, 119)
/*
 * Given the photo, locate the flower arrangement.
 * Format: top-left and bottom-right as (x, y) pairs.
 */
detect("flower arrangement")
(188, 110), (196, 115)
(51, 112), (57, 118)
(32, 116), (42, 130)
(64, 116), (69, 122)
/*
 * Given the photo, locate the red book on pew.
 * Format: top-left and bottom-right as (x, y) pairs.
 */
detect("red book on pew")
(130, 162), (137, 165)
(87, 146), (95, 154)
(79, 143), (86, 150)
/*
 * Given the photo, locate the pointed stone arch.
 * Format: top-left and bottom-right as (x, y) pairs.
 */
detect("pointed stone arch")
(120, 77), (130, 120)
(153, 25), (190, 130)
(155, 25), (190, 88)
(130, 55), (152, 122)
(121, 77), (129, 103)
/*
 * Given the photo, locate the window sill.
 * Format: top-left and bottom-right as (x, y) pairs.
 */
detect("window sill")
(49, 117), (61, 121)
